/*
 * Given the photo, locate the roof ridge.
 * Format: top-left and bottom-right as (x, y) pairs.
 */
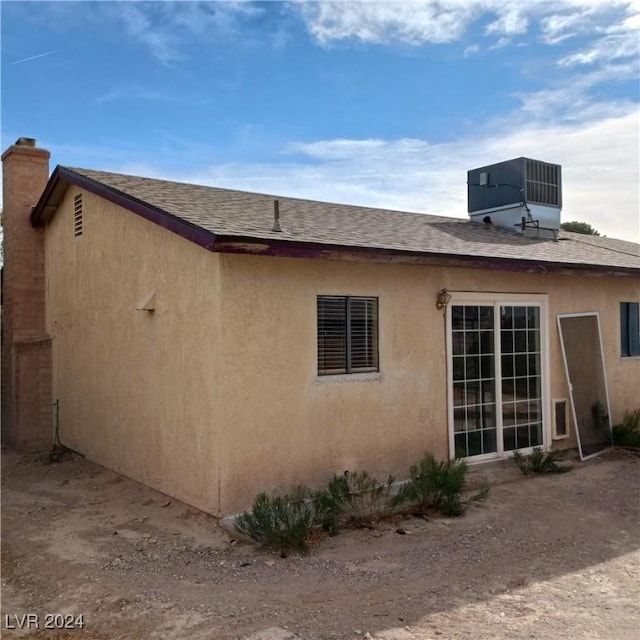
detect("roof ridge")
(62, 165), (463, 225)
(34, 165), (638, 275)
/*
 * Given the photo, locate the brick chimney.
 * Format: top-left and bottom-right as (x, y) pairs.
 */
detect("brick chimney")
(1, 137), (53, 450)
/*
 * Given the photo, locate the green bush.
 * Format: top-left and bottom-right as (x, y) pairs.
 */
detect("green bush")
(612, 409), (640, 448)
(392, 452), (473, 517)
(313, 471), (395, 531)
(236, 450), (495, 554)
(312, 473), (350, 534)
(234, 485), (315, 556)
(512, 447), (570, 475)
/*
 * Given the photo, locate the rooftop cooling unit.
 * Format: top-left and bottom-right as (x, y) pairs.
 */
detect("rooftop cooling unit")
(467, 157), (562, 239)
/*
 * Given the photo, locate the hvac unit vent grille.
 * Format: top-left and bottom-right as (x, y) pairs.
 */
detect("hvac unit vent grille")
(526, 160), (560, 206)
(74, 193), (83, 237)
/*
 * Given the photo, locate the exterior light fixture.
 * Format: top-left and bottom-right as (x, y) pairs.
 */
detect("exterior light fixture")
(436, 288), (452, 313)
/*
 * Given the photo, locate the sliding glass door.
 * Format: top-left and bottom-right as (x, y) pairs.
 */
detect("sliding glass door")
(449, 295), (547, 460)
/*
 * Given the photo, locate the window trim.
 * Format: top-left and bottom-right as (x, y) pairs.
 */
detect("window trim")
(620, 301), (640, 358)
(317, 295), (379, 376)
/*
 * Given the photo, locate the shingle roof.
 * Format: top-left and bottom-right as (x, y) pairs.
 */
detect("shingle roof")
(38, 166), (640, 273)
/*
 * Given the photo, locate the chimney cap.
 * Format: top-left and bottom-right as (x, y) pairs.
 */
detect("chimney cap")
(15, 137), (36, 147)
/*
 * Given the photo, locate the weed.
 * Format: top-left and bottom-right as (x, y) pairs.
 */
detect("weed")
(313, 471), (395, 531)
(237, 451), (494, 554)
(344, 471), (395, 526)
(312, 474), (350, 534)
(611, 409), (640, 448)
(392, 452), (476, 517)
(235, 485), (315, 556)
(512, 447), (570, 475)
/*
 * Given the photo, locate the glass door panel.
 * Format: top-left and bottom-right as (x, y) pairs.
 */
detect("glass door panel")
(451, 305), (497, 457)
(500, 305), (542, 451)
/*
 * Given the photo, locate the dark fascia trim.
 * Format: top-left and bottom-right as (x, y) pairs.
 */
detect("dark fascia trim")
(31, 166), (217, 251)
(212, 236), (640, 277)
(31, 165), (64, 224)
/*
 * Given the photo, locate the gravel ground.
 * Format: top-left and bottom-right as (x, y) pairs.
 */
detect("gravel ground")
(1, 448), (639, 640)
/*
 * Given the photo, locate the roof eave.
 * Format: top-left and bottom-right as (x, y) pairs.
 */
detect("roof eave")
(31, 166), (217, 251)
(31, 165), (65, 226)
(212, 235), (640, 277)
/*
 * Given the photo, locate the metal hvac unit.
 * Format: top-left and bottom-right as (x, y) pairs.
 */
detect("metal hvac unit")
(467, 157), (562, 239)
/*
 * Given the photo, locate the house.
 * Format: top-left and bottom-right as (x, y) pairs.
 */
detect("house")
(2, 138), (639, 517)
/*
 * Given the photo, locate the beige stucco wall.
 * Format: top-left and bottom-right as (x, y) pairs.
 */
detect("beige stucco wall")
(215, 254), (448, 514)
(46, 189), (222, 513)
(215, 254), (639, 513)
(45, 190), (640, 516)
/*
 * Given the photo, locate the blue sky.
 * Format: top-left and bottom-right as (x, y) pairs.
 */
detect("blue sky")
(2, 0), (639, 240)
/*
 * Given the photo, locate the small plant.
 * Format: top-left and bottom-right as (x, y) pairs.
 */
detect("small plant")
(392, 452), (474, 517)
(235, 485), (315, 556)
(512, 447), (570, 475)
(312, 473), (350, 534)
(611, 409), (640, 448)
(343, 471), (395, 526)
(313, 471), (395, 532)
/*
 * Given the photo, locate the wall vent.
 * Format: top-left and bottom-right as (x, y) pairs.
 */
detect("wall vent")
(552, 398), (570, 440)
(73, 194), (83, 237)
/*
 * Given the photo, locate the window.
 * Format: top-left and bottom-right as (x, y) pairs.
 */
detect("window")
(317, 296), (378, 375)
(620, 302), (640, 357)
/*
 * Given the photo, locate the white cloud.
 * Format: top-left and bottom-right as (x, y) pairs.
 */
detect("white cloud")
(539, 11), (588, 45)
(558, 30), (640, 67)
(514, 65), (638, 121)
(113, 1), (265, 64)
(484, 7), (529, 37)
(296, 1), (473, 45)
(295, 1), (638, 47)
(32, 1), (638, 73)
(116, 4), (180, 65)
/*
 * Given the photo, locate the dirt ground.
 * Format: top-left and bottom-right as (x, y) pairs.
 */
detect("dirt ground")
(1, 448), (639, 640)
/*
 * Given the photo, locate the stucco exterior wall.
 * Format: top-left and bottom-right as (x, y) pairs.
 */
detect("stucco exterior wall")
(215, 255), (448, 514)
(544, 274), (640, 444)
(44, 191), (639, 516)
(45, 189), (222, 513)
(216, 254), (639, 514)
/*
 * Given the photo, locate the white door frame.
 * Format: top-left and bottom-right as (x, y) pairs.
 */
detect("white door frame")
(446, 292), (551, 462)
